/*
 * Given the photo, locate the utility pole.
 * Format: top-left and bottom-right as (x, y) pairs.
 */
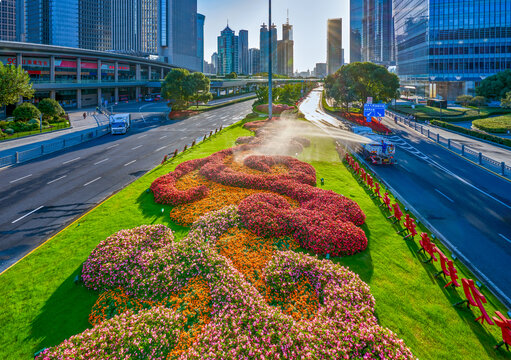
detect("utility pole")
(268, 0), (273, 120)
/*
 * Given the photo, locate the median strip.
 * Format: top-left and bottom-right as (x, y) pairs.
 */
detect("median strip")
(12, 206), (44, 224)
(83, 177), (101, 187)
(9, 174), (32, 184)
(47, 175), (67, 185)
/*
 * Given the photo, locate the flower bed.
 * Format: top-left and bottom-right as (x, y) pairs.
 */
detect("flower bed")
(342, 112), (392, 134)
(255, 103), (295, 114)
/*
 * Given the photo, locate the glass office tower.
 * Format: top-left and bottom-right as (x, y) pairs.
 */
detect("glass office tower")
(394, 0), (511, 100)
(0, 0), (17, 41)
(350, 0), (363, 63)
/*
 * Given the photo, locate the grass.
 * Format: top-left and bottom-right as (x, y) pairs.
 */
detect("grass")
(473, 114), (511, 133)
(0, 122), (70, 142)
(186, 95), (257, 112)
(393, 104), (511, 122)
(0, 116), (510, 359)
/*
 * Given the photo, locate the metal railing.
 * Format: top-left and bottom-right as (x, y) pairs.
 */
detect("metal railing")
(386, 110), (510, 178)
(0, 125), (110, 168)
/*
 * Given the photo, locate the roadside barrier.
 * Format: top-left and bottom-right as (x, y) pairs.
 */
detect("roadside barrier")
(343, 152), (511, 350)
(386, 110), (511, 178)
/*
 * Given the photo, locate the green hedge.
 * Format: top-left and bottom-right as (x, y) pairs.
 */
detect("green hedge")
(472, 115), (511, 133)
(431, 120), (511, 147)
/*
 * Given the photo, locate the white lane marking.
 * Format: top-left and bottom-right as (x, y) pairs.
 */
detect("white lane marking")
(94, 158), (109, 165)
(154, 146), (168, 152)
(159, 135), (168, 140)
(137, 134), (147, 139)
(12, 206), (44, 224)
(499, 234), (511, 244)
(84, 177), (101, 186)
(435, 189), (454, 203)
(124, 160), (136, 167)
(47, 175), (67, 184)
(106, 144), (119, 150)
(63, 157), (80, 165)
(180, 136), (186, 140)
(9, 174), (33, 184)
(131, 145), (143, 150)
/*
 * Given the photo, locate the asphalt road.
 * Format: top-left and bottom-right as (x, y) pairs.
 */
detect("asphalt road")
(301, 90), (511, 307)
(0, 100), (254, 273)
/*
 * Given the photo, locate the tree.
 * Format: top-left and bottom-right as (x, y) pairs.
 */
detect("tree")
(186, 72), (212, 107)
(226, 72), (238, 79)
(13, 102), (41, 121)
(469, 96), (487, 114)
(456, 95), (473, 107)
(501, 91), (511, 109)
(0, 63), (35, 106)
(38, 98), (65, 122)
(161, 69), (213, 110)
(256, 86), (269, 104)
(476, 70), (511, 100)
(325, 62), (399, 114)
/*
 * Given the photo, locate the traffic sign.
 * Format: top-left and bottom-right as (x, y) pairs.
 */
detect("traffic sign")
(364, 103), (386, 118)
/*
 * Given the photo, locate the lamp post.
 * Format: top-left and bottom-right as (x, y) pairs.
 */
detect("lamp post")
(268, 0), (273, 120)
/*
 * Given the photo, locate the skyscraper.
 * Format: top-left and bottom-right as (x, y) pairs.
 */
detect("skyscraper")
(350, 0), (363, 62)
(197, 13), (205, 72)
(363, 0), (394, 65)
(238, 30), (249, 75)
(270, 24), (278, 74)
(79, 0), (112, 51)
(211, 52), (218, 74)
(249, 48), (261, 75)
(277, 20), (294, 76)
(394, 0), (511, 100)
(327, 18), (343, 74)
(159, 0), (201, 71)
(26, 0), (79, 48)
(217, 25), (238, 75)
(259, 23), (278, 74)
(0, 0), (17, 41)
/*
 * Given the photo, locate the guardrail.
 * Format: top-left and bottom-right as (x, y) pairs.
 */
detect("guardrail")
(0, 125), (110, 168)
(386, 110), (510, 178)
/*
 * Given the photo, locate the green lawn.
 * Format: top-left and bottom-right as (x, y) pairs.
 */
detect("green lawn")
(0, 122), (70, 142)
(393, 104), (511, 123)
(473, 114), (511, 133)
(0, 116), (509, 359)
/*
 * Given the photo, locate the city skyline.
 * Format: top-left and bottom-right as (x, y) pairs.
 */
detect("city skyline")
(198, 0), (350, 72)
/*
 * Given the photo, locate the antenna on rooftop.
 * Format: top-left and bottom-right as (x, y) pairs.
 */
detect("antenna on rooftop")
(287, 9), (289, 24)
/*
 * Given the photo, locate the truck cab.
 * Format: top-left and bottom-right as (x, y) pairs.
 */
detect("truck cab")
(110, 114), (131, 135)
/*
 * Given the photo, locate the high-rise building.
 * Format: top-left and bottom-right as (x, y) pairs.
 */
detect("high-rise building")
(238, 30), (249, 75)
(259, 23), (277, 74)
(0, 0), (17, 41)
(211, 52), (218, 74)
(197, 13), (205, 72)
(26, 0), (79, 48)
(217, 25), (238, 75)
(277, 20), (294, 76)
(79, 0), (112, 51)
(159, 0), (201, 71)
(350, 0), (363, 63)
(314, 63), (327, 78)
(363, 0), (394, 65)
(394, 0), (511, 100)
(249, 48), (261, 75)
(327, 18), (343, 74)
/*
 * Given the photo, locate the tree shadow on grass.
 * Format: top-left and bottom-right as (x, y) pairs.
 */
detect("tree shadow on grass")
(27, 264), (98, 355)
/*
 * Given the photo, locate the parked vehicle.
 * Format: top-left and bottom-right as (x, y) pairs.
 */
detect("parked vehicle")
(110, 113), (131, 135)
(119, 95), (129, 102)
(352, 126), (396, 165)
(144, 94), (153, 102)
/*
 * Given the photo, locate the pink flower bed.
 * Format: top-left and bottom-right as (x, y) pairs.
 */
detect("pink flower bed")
(256, 103), (295, 114)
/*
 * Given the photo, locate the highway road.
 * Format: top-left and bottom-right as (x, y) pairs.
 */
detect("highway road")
(0, 100), (254, 273)
(301, 90), (511, 307)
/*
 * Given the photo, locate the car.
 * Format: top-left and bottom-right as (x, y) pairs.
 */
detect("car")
(144, 95), (154, 102)
(119, 95), (129, 102)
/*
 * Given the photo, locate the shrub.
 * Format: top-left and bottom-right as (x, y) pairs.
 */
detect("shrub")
(4, 128), (14, 135)
(473, 115), (511, 133)
(38, 98), (65, 122)
(431, 120), (511, 147)
(12, 102), (41, 122)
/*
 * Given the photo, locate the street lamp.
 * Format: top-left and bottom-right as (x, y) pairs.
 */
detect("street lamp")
(268, 0), (273, 120)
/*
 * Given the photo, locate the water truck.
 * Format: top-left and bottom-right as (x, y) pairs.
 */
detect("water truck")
(352, 126), (396, 165)
(110, 114), (131, 135)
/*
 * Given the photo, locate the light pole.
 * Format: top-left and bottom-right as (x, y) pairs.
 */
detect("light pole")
(268, 0), (273, 120)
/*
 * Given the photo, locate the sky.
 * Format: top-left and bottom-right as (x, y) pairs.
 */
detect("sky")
(197, 0), (350, 72)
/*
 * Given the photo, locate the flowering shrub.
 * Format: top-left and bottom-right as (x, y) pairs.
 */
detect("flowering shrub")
(342, 112), (392, 134)
(255, 103), (295, 114)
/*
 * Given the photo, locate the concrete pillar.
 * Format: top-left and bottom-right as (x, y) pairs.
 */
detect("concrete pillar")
(97, 88), (102, 106)
(97, 59), (102, 83)
(50, 55), (55, 82)
(115, 61), (119, 82)
(17, 53), (23, 104)
(148, 65), (152, 80)
(136, 87), (141, 101)
(136, 64), (141, 81)
(77, 89), (82, 109)
(161, 68), (164, 79)
(77, 57), (81, 83)
(114, 87), (119, 103)
(50, 90), (56, 100)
